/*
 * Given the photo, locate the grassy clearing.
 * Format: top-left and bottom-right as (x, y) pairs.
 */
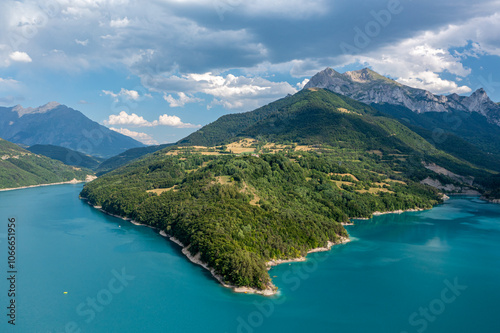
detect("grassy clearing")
(216, 176), (232, 185)
(240, 181), (260, 206)
(147, 186), (177, 194)
(227, 139), (258, 154)
(294, 145), (314, 152)
(356, 188), (394, 194)
(200, 152), (222, 155)
(330, 173), (359, 181)
(337, 107), (360, 115)
(368, 150), (383, 156)
(385, 178), (406, 184)
(332, 180), (354, 188)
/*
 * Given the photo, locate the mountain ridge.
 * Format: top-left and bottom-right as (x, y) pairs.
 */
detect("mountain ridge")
(27, 144), (104, 170)
(0, 137), (93, 189)
(0, 103), (145, 158)
(304, 67), (500, 125)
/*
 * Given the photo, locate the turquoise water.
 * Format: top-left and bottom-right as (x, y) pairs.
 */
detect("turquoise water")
(1, 184), (499, 332)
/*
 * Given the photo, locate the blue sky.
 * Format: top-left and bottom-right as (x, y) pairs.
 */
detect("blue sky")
(1, 0), (500, 145)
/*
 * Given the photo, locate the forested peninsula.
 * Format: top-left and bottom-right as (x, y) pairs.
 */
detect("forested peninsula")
(81, 89), (493, 293)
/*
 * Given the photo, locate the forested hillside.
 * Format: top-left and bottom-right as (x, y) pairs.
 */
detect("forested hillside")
(81, 88), (495, 291)
(82, 148), (443, 290)
(27, 144), (103, 170)
(0, 138), (93, 189)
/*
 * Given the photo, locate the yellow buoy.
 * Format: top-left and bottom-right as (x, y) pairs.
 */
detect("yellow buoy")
(63, 292), (68, 294)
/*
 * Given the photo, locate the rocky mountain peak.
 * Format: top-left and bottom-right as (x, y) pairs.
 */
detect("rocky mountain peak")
(469, 88), (488, 99)
(343, 68), (380, 83)
(344, 68), (370, 83)
(304, 67), (500, 126)
(304, 67), (343, 90)
(13, 102), (61, 117)
(462, 88), (497, 116)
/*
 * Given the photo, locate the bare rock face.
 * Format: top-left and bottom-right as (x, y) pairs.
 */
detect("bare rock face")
(12, 102), (61, 117)
(305, 68), (500, 126)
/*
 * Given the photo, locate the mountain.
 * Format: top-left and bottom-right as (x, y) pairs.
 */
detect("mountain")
(0, 102), (145, 158)
(96, 143), (173, 175)
(179, 88), (494, 178)
(369, 103), (500, 172)
(304, 68), (500, 126)
(0, 137), (93, 190)
(304, 67), (500, 169)
(179, 88), (382, 147)
(27, 144), (104, 170)
(81, 88), (497, 294)
(26, 142), (174, 174)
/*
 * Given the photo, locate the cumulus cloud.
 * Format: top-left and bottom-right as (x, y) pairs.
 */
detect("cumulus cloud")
(102, 88), (141, 101)
(104, 111), (200, 128)
(110, 17), (130, 28)
(156, 114), (200, 128)
(75, 39), (89, 46)
(296, 78), (310, 89)
(1, 0), (499, 79)
(143, 72), (297, 110)
(397, 71), (471, 94)
(109, 127), (158, 145)
(104, 111), (150, 126)
(163, 92), (203, 107)
(0, 77), (19, 87)
(1, 0), (500, 110)
(331, 12), (500, 94)
(9, 51), (32, 63)
(336, 38), (474, 94)
(352, 45), (472, 94)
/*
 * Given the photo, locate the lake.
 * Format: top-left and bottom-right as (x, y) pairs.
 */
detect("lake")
(1, 184), (499, 332)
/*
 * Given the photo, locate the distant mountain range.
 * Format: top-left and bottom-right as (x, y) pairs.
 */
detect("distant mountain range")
(0, 137), (93, 189)
(95, 143), (173, 175)
(305, 68), (500, 126)
(0, 102), (144, 158)
(27, 144), (104, 170)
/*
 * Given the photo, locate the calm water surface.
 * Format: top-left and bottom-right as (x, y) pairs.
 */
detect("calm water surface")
(0, 184), (499, 332)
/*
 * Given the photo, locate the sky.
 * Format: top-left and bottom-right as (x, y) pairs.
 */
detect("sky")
(1, 0), (500, 145)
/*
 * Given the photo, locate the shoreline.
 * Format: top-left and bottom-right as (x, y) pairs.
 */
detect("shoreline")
(81, 198), (278, 295)
(160, 233), (279, 296)
(350, 207), (429, 221)
(161, 232), (351, 296)
(372, 207), (427, 216)
(266, 237), (351, 268)
(0, 178), (85, 192)
(82, 198), (351, 296)
(480, 196), (500, 204)
(84, 202), (159, 231)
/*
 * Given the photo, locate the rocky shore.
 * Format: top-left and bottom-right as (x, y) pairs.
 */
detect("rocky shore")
(83, 199), (352, 296)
